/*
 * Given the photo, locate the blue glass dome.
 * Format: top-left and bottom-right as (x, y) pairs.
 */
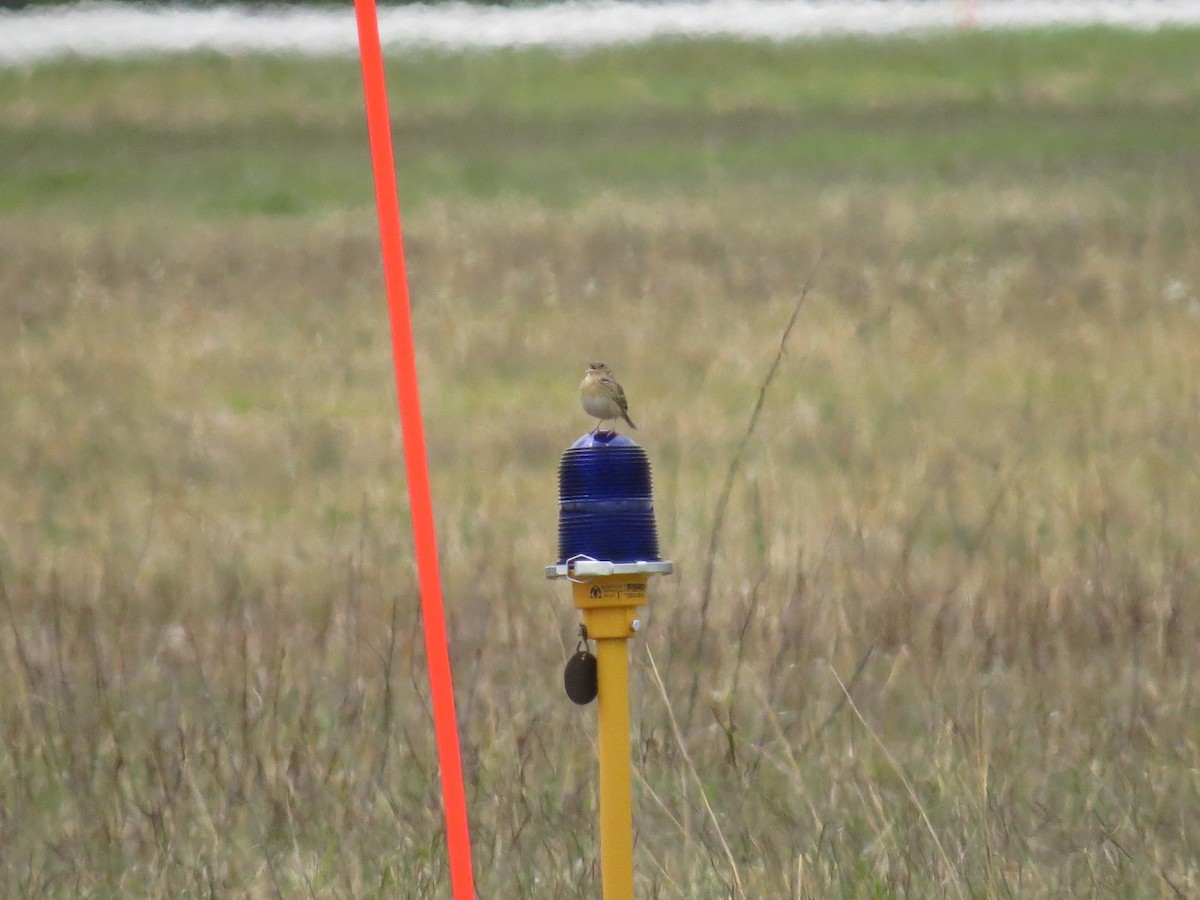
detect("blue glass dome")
(557, 431), (661, 564)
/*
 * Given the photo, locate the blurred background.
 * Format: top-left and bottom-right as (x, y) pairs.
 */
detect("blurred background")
(2, 2), (1199, 896)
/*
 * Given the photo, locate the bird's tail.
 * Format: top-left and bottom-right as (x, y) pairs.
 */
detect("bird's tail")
(622, 413), (637, 430)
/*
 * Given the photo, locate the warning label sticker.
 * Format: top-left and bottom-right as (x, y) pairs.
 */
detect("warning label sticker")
(586, 581), (647, 603)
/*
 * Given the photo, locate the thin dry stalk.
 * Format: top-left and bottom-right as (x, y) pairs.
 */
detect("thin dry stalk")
(687, 254), (823, 724)
(646, 647), (745, 899)
(830, 663), (966, 900)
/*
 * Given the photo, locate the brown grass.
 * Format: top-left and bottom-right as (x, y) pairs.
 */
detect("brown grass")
(3, 40), (1200, 897)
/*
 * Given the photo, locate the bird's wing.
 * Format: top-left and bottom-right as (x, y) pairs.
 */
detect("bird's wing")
(603, 378), (630, 414)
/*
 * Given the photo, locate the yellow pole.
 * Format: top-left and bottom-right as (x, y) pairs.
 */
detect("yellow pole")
(572, 575), (646, 900)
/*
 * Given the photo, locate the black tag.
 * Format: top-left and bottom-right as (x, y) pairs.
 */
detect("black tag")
(564, 649), (598, 705)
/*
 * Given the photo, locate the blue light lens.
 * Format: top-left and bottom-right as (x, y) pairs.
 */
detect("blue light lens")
(557, 432), (661, 564)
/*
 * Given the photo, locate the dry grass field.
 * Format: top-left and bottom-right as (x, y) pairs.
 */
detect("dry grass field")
(2, 28), (1200, 897)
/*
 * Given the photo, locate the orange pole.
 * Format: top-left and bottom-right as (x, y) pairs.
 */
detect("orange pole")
(959, 0), (979, 30)
(352, 2), (476, 896)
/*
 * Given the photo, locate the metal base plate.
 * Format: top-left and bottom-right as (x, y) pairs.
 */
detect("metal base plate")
(546, 558), (675, 580)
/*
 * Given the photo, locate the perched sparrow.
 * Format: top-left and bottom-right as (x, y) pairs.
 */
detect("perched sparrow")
(579, 361), (637, 433)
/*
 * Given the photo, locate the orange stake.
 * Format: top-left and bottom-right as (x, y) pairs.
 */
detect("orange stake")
(352, 2), (476, 896)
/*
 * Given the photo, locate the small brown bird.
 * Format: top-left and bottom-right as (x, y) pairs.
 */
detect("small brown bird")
(580, 361), (637, 433)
